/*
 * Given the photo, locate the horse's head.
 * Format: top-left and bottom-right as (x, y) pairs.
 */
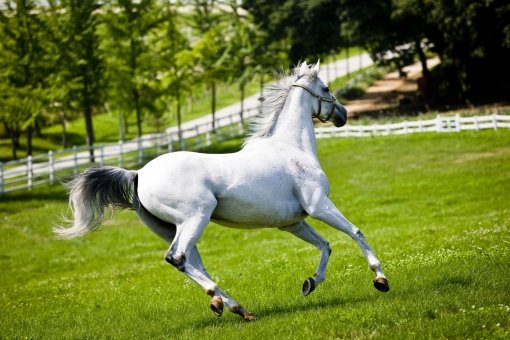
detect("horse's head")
(292, 61), (347, 127)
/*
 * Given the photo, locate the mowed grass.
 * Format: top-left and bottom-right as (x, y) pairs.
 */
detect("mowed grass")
(1, 129), (509, 339)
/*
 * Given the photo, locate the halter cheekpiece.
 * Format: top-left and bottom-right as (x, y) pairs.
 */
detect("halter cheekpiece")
(291, 83), (337, 123)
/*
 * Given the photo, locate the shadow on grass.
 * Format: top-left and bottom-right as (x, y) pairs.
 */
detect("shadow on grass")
(185, 293), (391, 331)
(0, 184), (68, 214)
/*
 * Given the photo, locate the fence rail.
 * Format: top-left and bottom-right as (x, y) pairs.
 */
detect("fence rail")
(315, 113), (510, 138)
(1, 113), (508, 195)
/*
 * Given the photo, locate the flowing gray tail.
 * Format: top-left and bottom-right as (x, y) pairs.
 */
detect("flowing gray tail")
(54, 166), (138, 239)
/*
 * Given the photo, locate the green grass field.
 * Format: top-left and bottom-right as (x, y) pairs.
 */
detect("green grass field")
(1, 129), (509, 339)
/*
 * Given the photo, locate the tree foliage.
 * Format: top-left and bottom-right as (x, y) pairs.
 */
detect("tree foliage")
(100, 0), (162, 139)
(2, 0), (507, 161)
(0, 0), (50, 158)
(339, 0), (510, 99)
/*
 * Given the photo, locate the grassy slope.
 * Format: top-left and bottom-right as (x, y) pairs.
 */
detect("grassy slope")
(1, 130), (509, 339)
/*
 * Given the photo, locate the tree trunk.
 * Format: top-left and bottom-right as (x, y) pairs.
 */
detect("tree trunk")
(14, 122), (20, 149)
(240, 84), (245, 122)
(345, 47), (350, 79)
(34, 119), (42, 138)
(84, 104), (95, 163)
(260, 74), (264, 97)
(25, 124), (33, 156)
(118, 111), (126, 141)
(176, 98), (183, 148)
(134, 88), (142, 137)
(10, 128), (18, 160)
(60, 111), (67, 149)
(211, 81), (216, 129)
(416, 39), (429, 80)
(259, 75), (264, 114)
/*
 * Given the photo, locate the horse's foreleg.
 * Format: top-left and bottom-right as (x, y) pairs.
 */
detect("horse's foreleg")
(165, 215), (256, 321)
(308, 198), (389, 292)
(279, 221), (331, 296)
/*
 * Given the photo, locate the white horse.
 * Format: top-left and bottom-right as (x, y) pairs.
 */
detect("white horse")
(55, 61), (389, 321)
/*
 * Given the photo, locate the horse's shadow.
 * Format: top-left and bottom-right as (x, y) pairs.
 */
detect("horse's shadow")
(188, 293), (390, 329)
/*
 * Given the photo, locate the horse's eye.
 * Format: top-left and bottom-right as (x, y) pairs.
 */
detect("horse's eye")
(324, 86), (330, 92)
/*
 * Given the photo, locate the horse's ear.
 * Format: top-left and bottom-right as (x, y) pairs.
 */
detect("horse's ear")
(312, 60), (320, 74)
(298, 61), (308, 77)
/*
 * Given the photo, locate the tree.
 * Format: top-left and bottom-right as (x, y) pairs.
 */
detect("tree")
(0, 0), (49, 159)
(242, 0), (343, 64)
(155, 2), (197, 146)
(226, 2), (259, 122)
(191, 0), (229, 129)
(100, 0), (162, 139)
(193, 24), (231, 129)
(61, 0), (105, 161)
(340, 0), (510, 100)
(420, 0), (510, 99)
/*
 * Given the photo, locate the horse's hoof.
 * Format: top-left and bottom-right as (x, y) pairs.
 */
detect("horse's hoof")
(374, 277), (390, 292)
(302, 277), (316, 296)
(243, 312), (257, 321)
(209, 296), (223, 317)
(230, 305), (257, 321)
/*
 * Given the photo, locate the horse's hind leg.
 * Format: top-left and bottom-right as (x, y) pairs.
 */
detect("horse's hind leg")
(280, 221), (331, 296)
(135, 199), (254, 319)
(165, 214), (256, 321)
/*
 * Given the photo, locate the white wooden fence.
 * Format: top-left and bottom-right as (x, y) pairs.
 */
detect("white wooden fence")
(1, 113), (509, 195)
(316, 113), (510, 138)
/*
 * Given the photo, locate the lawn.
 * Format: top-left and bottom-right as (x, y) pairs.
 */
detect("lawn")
(1, 129), (509, 339)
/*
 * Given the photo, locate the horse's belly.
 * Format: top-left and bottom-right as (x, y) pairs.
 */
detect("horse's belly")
(211, 196), (306, 229)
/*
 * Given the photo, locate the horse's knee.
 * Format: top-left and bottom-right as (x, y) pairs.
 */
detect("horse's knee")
(165, 251), (186, 272)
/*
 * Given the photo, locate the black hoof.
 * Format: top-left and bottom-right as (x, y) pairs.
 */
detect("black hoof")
(301, 277), (316, 296)
(374, 277), (390, 292)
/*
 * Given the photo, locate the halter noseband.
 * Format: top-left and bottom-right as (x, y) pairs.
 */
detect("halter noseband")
(291, 83), (338, 123)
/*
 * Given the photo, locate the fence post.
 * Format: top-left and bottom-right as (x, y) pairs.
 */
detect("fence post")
(167, 132), (173, 152)
(156, 134), (162, 155)
(137, 138), (143, 164)
(455, 114), (461, 132)
(0, 162), (4, 195)
(492, 113), (498, 130)
(206, 130), (212, 146)
(229, 116), (235, 137)
(118, 141), (124, 167)
(195, 125), (201, 148)
(48, 151), (55, 185)
(435, 115), (442, 132)
(99, 145), (105, 166)
(72, 146), (78, 175)
(180, 132), (186, 150)
(27, 155), (33, 190)
(474, 116), (480, 130)
(238, 113), (244, 134)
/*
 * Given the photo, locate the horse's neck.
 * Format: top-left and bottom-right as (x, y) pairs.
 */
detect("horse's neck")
(271, 89), (318, 156)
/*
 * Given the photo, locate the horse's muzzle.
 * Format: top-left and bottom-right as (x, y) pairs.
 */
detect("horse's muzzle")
(332, 103), (347, 127)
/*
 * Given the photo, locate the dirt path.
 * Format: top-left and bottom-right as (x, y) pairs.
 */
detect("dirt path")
(345, 57), (440, 117)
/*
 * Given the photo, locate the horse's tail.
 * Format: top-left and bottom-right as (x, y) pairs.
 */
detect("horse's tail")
(54, 166), (138, 239)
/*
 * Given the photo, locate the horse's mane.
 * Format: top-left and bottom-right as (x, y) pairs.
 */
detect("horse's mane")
(244, 62), (318, 145)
